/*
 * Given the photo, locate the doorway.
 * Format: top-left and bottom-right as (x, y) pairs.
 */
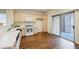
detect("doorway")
(36, 19), (43, 32)
(60, 12), (75, 42)
(52, 12), (75, 42)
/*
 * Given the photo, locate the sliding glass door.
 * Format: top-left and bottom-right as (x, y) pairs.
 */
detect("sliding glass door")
(52, 12), (75, 42)
(60, 12), (75, 42)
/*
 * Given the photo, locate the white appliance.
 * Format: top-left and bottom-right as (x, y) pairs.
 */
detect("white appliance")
(25, 21), (34, 36)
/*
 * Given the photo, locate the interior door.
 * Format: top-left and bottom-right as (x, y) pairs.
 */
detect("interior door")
(53, 15), (60, 36)
(36, 20), (43, 32)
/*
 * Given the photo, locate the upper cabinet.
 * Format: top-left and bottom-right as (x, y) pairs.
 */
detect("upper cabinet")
(14, 10), (43, 22)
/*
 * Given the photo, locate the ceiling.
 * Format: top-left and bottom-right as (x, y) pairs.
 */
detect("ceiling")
(17, 9), (49, 13)
(28, 9), (48, 13)
(15, 9), (53, 13)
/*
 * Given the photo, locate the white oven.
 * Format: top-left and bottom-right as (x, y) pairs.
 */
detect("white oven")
(25, 22), (34, 36)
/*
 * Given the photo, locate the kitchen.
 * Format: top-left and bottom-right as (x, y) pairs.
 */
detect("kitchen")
(0, 9), (78, 49)
(0, 9), (47, 49)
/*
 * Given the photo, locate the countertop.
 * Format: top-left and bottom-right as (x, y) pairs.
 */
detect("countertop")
(0, 30), (20, 48)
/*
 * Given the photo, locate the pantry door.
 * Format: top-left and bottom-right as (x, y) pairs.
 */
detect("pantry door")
(36, 20), (43, 32)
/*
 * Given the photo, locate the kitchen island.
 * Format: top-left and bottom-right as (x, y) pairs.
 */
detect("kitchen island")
(0, 30), (21, 49)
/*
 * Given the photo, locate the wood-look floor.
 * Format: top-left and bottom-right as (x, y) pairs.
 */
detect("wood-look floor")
(20, 32), (79, 49)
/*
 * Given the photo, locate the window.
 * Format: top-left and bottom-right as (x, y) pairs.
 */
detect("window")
(0, 14), (6, 25)
(60, 12), (75, 41)
(52, 12), (75, 42)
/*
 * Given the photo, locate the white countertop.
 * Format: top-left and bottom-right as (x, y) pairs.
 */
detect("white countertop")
(0, 30), (20, 48)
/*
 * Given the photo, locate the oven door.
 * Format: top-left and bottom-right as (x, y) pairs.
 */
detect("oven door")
(26, 27), (34, 36)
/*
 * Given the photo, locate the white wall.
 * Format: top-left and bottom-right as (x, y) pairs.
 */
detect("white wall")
(53, 16), (60, 36)
(75, 10), (79, 44)
(48, 15), (53, 34)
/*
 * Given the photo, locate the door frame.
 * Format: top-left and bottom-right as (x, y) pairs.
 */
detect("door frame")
(52, 11), (75, 43)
